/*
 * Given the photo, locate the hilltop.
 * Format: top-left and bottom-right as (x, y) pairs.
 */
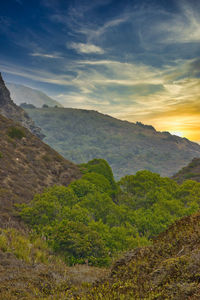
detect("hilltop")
(25, 107), (200, 179)
(6, 82), (62, 108)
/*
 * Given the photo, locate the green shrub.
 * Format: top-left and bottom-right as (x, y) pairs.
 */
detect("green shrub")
(7, 126), (26, 139)
(18, 166), (200, 267)
(0, 152), (3, 158)
(183, 172), (200, 179)
(0, 228), (49, 264)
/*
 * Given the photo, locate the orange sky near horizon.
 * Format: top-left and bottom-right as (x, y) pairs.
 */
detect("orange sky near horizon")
(115, 76), (200, 143)
(118, 107), (200, 143)
(136, 115), (200, 143)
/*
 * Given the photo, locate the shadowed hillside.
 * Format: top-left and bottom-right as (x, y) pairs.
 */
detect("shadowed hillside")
(0, 114), (81, 228)
(25, 107), (200, 179)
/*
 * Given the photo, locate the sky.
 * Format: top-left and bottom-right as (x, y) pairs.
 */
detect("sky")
(0, 0), (200, 142)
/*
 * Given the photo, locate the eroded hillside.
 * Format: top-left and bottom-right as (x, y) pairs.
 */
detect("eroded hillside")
(0, 114), (81, 227)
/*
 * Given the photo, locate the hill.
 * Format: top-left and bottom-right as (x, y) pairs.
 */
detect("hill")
(84, 211), (200, 299)
(0, 73), (45, 139)
(173, 157), (200, 183)
(1, 111), (200, 299)
(0, 113), (81, 228)
(25, 107), (200, 179)
(6, 82), (62, 108)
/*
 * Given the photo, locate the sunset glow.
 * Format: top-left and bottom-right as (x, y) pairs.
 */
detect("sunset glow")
(1, 0), (200, 142)
(169, 131), (184, 138)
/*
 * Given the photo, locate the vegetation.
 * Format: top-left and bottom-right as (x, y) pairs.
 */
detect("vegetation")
(173, 157), (200, 183)
(82, 211), (200, 299)
(24, 107), (200, 179)
(0, 228), (49, 264)
(0, 114), (81, 217)
(0, 227), (98, 300)
(18, 159), (200, 267)
(7, 126), (25, 139)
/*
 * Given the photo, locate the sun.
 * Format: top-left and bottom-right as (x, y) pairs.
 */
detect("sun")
(169, 131), (184, 137)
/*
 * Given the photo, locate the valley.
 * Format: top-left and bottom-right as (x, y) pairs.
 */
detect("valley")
(0, 73), (200, 299)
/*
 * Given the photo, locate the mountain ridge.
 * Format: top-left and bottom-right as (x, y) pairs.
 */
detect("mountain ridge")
(25, 106), (200, 179)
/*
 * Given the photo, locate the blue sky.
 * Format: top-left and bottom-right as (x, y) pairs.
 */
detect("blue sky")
(1, 0), (200, 140)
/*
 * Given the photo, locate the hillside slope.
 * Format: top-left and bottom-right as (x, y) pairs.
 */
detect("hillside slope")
(25, 107), (200, 179)
(85, 212), (200, 299)
(173, 157), (200, 183)
(6, 82), (62, 108)
(0, 114), (81, 227)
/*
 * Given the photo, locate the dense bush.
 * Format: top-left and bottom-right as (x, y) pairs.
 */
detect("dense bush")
(18, 161), (200, 266)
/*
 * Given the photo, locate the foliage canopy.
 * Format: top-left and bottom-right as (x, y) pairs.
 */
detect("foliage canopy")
(18, 160), (200, 266)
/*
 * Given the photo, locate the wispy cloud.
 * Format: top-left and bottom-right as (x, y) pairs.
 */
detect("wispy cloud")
(2, 0), (200, 142)
(0, 61), (73, 85)
(68, 43), (104, 54)
(30, 52), (62, 59)
(145, 1), (200, 45)
(77, 15), (130, 42)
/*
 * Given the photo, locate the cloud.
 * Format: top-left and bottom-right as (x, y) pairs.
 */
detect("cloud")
(68, 43), (104, 54)
(0, 61), (73, 85)
(30, 52), (62, 59)
(3, 54), (200, 142)
(145, 1), (200, 45)
(77, 15), (130, 42)
(76, 59), (163, 86)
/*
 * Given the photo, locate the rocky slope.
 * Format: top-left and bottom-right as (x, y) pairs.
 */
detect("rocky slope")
(0, 114), (81, 227)
(172, 157), (200, 183)
(0, 73), (44, 139)
(6, 82), (62, 108)
(25, 107), (200, 179)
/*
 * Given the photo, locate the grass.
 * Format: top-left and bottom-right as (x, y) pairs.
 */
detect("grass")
(0, 228), (49, 264)
(0, 227), (110, 300)
(7, 126), (26, 140)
